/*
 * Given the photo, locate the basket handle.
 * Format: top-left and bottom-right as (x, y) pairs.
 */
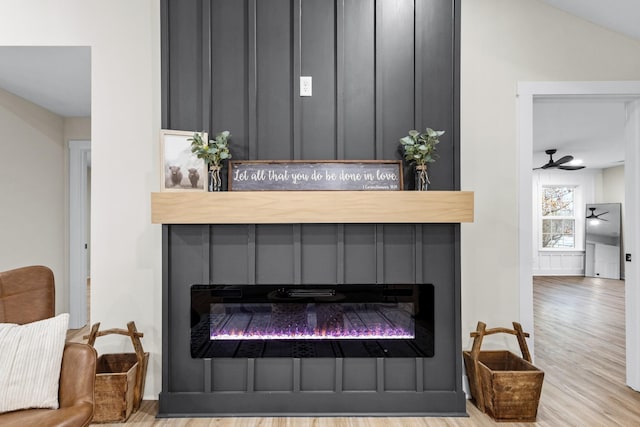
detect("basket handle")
(467, 321), (532, 413)
(469, 321), (531, 363)
(84, 321), (145, 363)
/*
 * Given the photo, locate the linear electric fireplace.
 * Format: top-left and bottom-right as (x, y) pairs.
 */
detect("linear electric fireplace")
(191, 284), (434, 359)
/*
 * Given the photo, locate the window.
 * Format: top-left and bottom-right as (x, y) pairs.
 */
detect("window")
(541, 186), (576, 249)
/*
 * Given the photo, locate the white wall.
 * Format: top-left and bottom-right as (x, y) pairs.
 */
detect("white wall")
(0, 87), (66, 311)
(3, 0), (640, 400)
(531, 169), (598, 275)
(531, 167), (626, 277)
(461, 0), (640, 349)
(0, 87), (90, 316)
(64, 117), (91, 142)
(0, 0), (161, 398)
(600, 165), (625, 203)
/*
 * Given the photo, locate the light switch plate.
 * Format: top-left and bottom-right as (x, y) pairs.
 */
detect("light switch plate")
(300, 76), (312, 97)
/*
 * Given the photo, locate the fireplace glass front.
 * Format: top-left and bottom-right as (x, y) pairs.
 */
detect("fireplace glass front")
(191, 284), (434, 358)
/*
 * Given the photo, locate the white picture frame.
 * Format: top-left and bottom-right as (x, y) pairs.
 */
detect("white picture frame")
(160, 129), (207, 192)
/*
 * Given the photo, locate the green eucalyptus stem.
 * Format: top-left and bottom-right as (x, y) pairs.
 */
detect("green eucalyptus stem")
(189, 130), (232, 168)
(399, 127), (445, 166)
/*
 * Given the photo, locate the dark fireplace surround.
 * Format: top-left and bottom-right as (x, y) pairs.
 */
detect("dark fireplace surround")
(159, 0), (465, 417)
(159, 222), (466, 417)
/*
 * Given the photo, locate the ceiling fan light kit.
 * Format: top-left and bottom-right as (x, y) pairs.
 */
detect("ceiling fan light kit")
(534, 149), (586, 171)
(586, 207), (608, 221)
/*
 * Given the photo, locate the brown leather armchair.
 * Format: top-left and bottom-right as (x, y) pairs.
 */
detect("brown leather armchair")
(0, 265), (97, 427)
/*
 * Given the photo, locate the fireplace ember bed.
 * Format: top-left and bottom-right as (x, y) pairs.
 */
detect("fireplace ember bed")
(191, 284), (434, 359)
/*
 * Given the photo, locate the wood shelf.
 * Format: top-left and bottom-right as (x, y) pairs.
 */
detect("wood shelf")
(151, 191), (473, 224)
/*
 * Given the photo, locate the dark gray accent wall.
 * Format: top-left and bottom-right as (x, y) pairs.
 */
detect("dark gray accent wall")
(160, 0), (463, 416)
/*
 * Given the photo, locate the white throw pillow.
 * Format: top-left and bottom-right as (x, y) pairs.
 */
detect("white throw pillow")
(0, 313), (69, 413)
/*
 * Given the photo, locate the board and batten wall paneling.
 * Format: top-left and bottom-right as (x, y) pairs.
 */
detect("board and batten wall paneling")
(301, 0), (336, 160)
(255, 224), (295, 284)
(420, 0), (457, 189)
(378, 0), (415, 163)
(163, 0), (457, 185)
(256, 0), (293, 160)
(211, 0), (248, 162)
(383, 225), (416, 283)
(301, 224), (339, 284)
(165, 0), (206, 131)
(163, 0), (457, 181)
(209, 225), (250, 284)
(161, 0), (462, 415)
(344, 224), (377, 284)
(166, 225), (207, 393)
(343, 0), (375, 160)
(422, 223), (458, 390)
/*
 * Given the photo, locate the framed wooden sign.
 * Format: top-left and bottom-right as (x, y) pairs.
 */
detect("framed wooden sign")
(228, 160), (403, 191)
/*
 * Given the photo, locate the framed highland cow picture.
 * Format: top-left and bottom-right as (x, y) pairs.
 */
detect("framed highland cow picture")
(160, 129), (207, 192)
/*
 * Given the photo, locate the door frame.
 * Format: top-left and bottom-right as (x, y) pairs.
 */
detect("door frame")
(624, 98), (640, 389)
(69, 140), (91, 329)
(517, 81), (640, 390)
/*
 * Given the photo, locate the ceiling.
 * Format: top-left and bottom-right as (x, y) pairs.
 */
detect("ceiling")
(532, 97), (629, 170)
(0, 46), (90, 117)
(0, 3), (638, 163)
(540, 0), (640, 41)
(528, 1), (640, 171)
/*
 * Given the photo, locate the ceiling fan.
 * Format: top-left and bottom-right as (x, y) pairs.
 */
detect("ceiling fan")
(586, 207), (608, 221)
(534, 149), (585, 171)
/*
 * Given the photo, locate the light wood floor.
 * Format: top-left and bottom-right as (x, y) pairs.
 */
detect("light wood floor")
(84, 276), (640, 426)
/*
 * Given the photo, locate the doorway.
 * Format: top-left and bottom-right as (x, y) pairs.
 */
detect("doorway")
(69, 140), (91, 328)
(517, 81), (640, 390)
(0, 46), (91, 326)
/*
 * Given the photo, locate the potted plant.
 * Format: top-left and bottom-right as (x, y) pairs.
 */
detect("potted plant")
(189, 130), (232, 191)
(399, 127), (445, 190)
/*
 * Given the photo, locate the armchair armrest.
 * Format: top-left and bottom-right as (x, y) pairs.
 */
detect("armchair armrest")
(0, 343), (97, 427)
(58, 342), (97, 425)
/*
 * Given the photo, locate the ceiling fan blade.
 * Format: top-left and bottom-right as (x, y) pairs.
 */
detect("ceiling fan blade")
(597, 211), (609, 217)
(553, 155), (573, 166)
(540, 161), (555, 169)
(537, 150), (584, 170)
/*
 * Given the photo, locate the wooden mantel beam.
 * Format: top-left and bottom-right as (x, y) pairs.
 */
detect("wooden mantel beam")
(151, 191), (474, 224)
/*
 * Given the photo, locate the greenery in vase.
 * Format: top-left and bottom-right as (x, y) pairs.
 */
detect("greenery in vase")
(189, 130), (232, 168)
(399, 128), (445, 167)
